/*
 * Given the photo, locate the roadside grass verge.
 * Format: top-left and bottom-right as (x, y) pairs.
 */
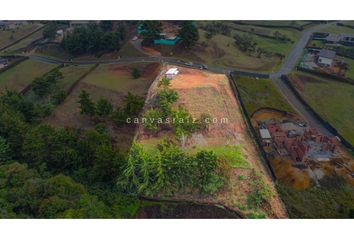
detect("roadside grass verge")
(233, 76), (296, 115)
(288, 71), (354, 145)
(0, 59), (58, 92)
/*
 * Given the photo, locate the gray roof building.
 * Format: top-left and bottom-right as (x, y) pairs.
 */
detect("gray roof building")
(318, 49), (336, 59)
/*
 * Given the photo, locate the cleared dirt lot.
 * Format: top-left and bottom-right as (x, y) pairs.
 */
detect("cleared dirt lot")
(137, 65), (287, 218)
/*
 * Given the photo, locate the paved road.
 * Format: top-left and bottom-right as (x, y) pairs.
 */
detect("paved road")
(28, 22), (338, 136)
(269, 22), (338, 136)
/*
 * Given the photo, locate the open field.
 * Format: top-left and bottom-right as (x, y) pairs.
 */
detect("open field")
(321, 24), (354, 34)
(24, 64), (95, 103)
(233, 76), (296, 115)
(277, 180), (354, 218)
(137, 65), (287, 218)
(82, 63), (160, 95)
(0, 59), (58, 93)
(45, 63), (161, 151)
(3, 28), (44, 53)
(236, 21), (313, 29)
(0, 23), (43, 49)
(288, 71), (354, 146)
(158, 29), (281, 72)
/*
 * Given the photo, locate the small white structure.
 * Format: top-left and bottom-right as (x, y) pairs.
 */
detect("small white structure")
(165, 68), (179, 79)
(316, 49), (336, 67)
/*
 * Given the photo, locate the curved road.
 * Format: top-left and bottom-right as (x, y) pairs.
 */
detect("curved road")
(27, 22), (337, 136)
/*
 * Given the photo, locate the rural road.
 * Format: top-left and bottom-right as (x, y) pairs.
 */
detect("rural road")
(24, 21), (338, 136)
(269, 21), (338, 136)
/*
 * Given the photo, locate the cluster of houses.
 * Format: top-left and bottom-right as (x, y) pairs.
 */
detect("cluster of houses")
(259, 120), (337, 165)
(137, 21), (181, 46)
(313, 32), (354, 46)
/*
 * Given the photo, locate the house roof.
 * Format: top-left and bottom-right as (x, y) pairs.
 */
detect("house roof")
(260, 129), (271, 139)
(0, 58), (8, 64)
(166, 68), (179, 75)
(318, 49), (336, 59)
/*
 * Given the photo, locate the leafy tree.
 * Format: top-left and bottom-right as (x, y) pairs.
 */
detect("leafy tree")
(234, 33), (257, 55)
(171, 107), (198, 147)
(0, 90), (39, 123)
(78, 90), (96, 116)
(124, 92), (145, 117)
(158, 77), (171, 88)
(112, 107), (128, 126)
(178, 21), (199, 48)
(43, 23), (58, 40)
(140, 21), (162, 46)
(0, 136), (11, 163)
(32, 69), (63, 98)
(101, 31), (121, 51)
(143, 108), (163, 132)
(93, 144), (123, 184)
(99, 21), (113, 32)
(96, 98), (113, 117)
(131, 68), (141, 79)
(51, 90), (67, 105)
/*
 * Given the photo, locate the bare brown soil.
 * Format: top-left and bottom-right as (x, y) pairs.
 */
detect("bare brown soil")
(137, 65), (288, 218)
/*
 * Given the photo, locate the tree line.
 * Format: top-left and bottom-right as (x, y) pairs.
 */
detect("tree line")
(61, 22), (126, 56)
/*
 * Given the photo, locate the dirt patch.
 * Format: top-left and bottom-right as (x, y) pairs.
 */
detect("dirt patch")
(137, 65), (288, 218)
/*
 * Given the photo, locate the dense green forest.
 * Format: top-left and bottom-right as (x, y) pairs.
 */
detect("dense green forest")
(0, 85), (223, 218)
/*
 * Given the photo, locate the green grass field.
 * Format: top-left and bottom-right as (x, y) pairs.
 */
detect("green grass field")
(0, 59), (58, 92)
(188, 145), (250, 169)
(57, 65), (95, 91)
(0, 23), (43, 49)
(343, 57), (354, 79)
(234, 76), (296, 115)
(289, 72), (354, 145)
(82, 63), (160, 96)
(236, 20), (313, 28)
(321, 24), (354, 34)
(172, 29), (281, 72)
(277, 181), (354, 218)
(3, 28), (44, 53)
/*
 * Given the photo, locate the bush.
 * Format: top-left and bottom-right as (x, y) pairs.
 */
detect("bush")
(131, 68), (141, 79)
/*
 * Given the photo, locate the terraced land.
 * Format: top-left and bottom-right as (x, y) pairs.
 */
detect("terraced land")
(0, 59), (58, 92)
(45, 62), (161, 151)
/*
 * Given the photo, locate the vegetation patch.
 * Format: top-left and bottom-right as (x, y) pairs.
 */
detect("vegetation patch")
(0, 59), (58, 93)
(233, 76), (296, 114)
(288, 72), (354, 145)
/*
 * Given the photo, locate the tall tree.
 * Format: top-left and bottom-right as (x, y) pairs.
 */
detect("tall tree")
(78, 90), (96, 116)
(178, 21), (199, 48)
(140, 21), (162, 46)
(96, 98), (113, 117)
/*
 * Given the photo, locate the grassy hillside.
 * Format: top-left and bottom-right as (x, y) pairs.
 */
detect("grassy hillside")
(0, 23), (42, 49)
(233, 76), (296, 115)
(289, 72), (354, 146)
(0, 59), (58, 92)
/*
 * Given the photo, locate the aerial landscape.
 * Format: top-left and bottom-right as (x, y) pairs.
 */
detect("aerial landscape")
(1, 20), (354, 219)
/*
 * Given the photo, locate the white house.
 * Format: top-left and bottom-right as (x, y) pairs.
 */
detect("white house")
(316, 49), (336, 67)
(165, 68), (179, 79)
